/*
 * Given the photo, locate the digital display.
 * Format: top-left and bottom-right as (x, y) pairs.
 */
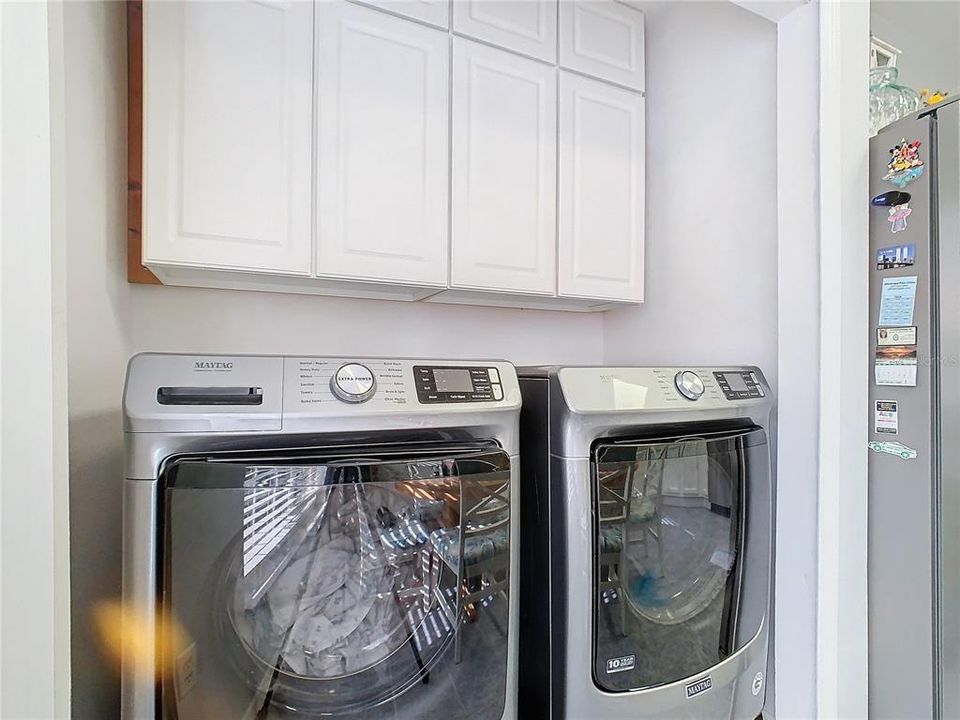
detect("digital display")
(722, 373), (750, 392)
(433, 369), (474, 393)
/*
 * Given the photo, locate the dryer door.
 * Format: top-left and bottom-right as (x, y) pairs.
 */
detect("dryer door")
(157, 443), (512, 719)
(590, 426), (770, 692)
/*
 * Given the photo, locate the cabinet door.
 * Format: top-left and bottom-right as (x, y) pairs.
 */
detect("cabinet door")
(559, 1), (644, 91)
(143, 1), (313, 274)
(349, 0), (449, 29)
(317, 2), (449, 285)
(452, 0), (557, 63)
(451, 39), (557, 295)
(558, 72), (644, 302)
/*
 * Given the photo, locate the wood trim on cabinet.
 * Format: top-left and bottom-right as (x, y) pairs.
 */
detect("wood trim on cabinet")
(126, 0), (160, 284)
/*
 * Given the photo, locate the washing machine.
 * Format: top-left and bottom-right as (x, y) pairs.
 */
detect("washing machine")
(121, 353), (520, 720)
(517, 366), (774, 720)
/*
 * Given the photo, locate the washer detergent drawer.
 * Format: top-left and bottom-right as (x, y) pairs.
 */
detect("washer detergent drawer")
(590, 427), (770, 694)
(158, 445), (512, 719)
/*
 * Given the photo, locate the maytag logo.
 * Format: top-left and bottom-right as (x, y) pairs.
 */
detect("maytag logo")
(194, 360), (233, 371)
(685, 676), (713, 699)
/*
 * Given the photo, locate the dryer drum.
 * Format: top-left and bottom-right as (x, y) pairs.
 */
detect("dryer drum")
(223, 481), (455, 711)
(617, 449), (736, 627)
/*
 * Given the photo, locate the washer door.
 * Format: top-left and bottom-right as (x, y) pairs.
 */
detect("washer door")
(158, 444), (512, 719)
(590, 426), (770, 692)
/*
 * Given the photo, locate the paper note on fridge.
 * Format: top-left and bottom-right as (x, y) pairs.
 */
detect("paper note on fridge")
(875, 346), (918, 387)
(878, 276), (918, 326)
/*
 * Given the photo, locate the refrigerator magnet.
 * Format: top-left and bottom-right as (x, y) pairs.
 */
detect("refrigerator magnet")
(887, 203), (912, 233)
(872, 191), (911, 207)
(876, 244), (915, 269)
(878, 276), (918, 325)
(877, 326), (917, 346)
(884, 138), (925, 188)
(868, 440), (917, 460)
(875, 346), (918, 387)
(874, 400), (899, 435)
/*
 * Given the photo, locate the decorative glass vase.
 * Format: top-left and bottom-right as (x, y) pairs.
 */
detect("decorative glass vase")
(870, 66), (922, 136)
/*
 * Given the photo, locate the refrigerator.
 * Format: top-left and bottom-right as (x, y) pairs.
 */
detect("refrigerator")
(869, 95), (960, 720)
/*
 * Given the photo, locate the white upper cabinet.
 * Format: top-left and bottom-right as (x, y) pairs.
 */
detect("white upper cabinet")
(140, 0), (646, 310)
(143, 0), (313, 274)
(452, 0), (558, 63)
(559, 1), (645, 91)
(316, 2), (449, 286)
(451, 39), (557, 295)
(349, 0), (450, 28)
(558, 71), (644, 302)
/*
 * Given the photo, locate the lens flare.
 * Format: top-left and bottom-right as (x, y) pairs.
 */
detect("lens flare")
(93, 599), (191, 681)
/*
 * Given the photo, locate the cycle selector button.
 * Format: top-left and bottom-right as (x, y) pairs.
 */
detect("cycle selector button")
(331, 363), (376, 403)
(675, 370), (705, 400)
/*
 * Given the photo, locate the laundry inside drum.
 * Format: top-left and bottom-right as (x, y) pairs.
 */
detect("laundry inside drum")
(227, 472), (458, 710)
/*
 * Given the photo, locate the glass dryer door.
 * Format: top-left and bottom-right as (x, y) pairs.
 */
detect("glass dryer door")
(591, 426), (769, 692)
(158, 443), (512, 719)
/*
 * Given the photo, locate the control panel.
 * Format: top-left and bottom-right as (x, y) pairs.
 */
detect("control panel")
(553, 366), (770, 413)
(414, 365), (504, 403)
(713, 370), (766, 400)
(124, 354), (521, 434)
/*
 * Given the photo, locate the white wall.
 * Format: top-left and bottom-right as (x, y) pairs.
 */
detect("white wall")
(871, 0), (960, 96)
(61, 5), (133, 715)
(602, 1), (779, 390)
(601, 2), (790, 714)
(61, 3), (604, 717)
(774, 3), (819, 718)
(1, 2), (71, 717)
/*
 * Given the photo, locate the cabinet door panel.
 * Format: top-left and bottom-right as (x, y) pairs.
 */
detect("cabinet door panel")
(559, 72), (644, 301)
(349, 0), (450, 29)
(559, 1), (644, 91)
(144, 1), (313, 274)
(451, 39), (557, 294)
(317, 2), (449, 285)
(452, 0), (557, 63)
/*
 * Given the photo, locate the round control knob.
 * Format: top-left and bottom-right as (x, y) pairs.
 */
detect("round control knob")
(330, 363), (376, 403)
(675, 370), (705, 401)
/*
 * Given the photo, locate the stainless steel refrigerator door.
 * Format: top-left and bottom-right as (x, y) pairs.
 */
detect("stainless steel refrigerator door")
(934, 100), (960, 720)
(868, 111), (937, 720)
(867, 98), (960, 720)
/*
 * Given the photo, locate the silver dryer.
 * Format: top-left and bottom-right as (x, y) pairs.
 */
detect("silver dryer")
(517, 366), (775, 720)
(122, 353), (520, 720)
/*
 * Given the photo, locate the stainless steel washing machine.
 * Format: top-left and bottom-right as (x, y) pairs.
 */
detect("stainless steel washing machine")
(517, 366), (774, 720)
(121, 353), (520, 720)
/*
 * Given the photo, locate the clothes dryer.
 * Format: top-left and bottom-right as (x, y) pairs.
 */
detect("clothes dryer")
(517, 366), (774, 720)
(122, 353), (520, 720)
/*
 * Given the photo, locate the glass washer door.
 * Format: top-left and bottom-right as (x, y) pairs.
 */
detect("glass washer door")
(591, 427), (766, 692)
(160, 443), (511, 719)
